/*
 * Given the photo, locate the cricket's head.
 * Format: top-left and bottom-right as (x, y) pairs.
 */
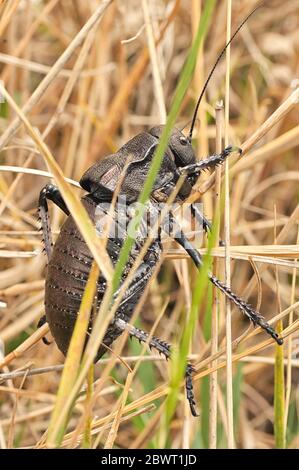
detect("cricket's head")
(149, 125), (198, 200)
(81, 5), (260, 205)
(80, 125), (198, 203)
(149, 126), (196, 168)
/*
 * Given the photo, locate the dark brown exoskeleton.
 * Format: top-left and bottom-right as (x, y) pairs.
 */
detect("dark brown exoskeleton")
(37, 6), (282, 417)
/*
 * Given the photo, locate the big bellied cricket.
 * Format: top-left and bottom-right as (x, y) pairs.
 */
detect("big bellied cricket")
(38, 6), (283, 416)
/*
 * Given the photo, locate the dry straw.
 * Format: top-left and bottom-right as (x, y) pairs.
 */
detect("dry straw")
(0, 0), (298, 450)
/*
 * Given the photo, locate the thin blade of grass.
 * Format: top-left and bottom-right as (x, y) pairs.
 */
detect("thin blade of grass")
(104, 372), (133, 449)
(161, 222), (217, 437)
(274, 319), (285, 448)
(161, 193), (220, 446)
(156, 1), (217, 444)
(224, 0), (234, 449)
(82, 364), (94, 449)
(274, 206), (285, 449)
(111, 0), (217, 295)
(209, 101), (223, 449)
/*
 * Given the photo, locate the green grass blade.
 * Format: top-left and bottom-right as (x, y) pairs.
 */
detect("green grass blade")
(82, 364), (94, 448)
(111, 0), (217, 295)
(159, 205), (219, 448)
(274, 319), (285, 448)
(163, 226), (216, 426)
(45, 0), (216, 447)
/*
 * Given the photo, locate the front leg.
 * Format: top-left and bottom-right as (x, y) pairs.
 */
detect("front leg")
(115, 318), (198, 417)
(179, 145), (241, 176)
(38, 184), (69, 344)
(38, 183), (69, 260)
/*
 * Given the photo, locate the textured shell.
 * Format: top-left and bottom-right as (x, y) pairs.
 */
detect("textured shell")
(45, 196), (161, 359)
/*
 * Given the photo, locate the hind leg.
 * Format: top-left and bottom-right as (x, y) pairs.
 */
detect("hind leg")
(171, 216), (283, 345)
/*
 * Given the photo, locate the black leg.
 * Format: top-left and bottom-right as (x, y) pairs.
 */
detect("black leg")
(179, 145), (241, 176)
(191, 203), (225, 247)
(38, 183), (69, 260)
(38, 184), (68, 345)
(169, 214), (283, 345)
(115, 318), (199, 417)
(37, 315), (51, 345)
(191, 203), (211, 234)
(186, 147), (240, 247)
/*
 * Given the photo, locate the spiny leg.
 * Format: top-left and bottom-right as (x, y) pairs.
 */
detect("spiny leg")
(191, 203), (225, 247)
(115, 318), (198, 417)
(38, 184), (69, 343)
(38, 183), (69, 260)
(179, 145), (242, 176)
(184, 146), (241, 246)
(169, 214), (283, 345)
(191, 203), (211, 235)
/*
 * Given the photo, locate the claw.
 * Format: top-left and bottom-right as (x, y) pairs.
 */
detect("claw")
(185, 364), (200, 417)
(189, 400), (200, 418)
(42, 336), (52, 346)
(267, 326), (283, 345)
(37, 315), (51, 346)
(229, 145), (242, 155)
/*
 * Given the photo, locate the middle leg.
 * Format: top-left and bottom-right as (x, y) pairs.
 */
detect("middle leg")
(171, 220), (283, 345)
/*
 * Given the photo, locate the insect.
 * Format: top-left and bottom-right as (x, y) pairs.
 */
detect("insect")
(37, 6), (283, 417)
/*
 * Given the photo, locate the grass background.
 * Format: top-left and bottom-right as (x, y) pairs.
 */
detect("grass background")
(0, 0), (299, 449)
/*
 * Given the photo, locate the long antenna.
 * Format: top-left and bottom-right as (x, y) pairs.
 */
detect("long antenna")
(188, 3), (264, 141)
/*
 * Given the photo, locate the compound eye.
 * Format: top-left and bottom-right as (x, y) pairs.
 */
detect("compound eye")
(179, 136), (188, 146)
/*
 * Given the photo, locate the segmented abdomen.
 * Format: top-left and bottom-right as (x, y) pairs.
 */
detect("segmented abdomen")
(45, 196), (161, 359)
